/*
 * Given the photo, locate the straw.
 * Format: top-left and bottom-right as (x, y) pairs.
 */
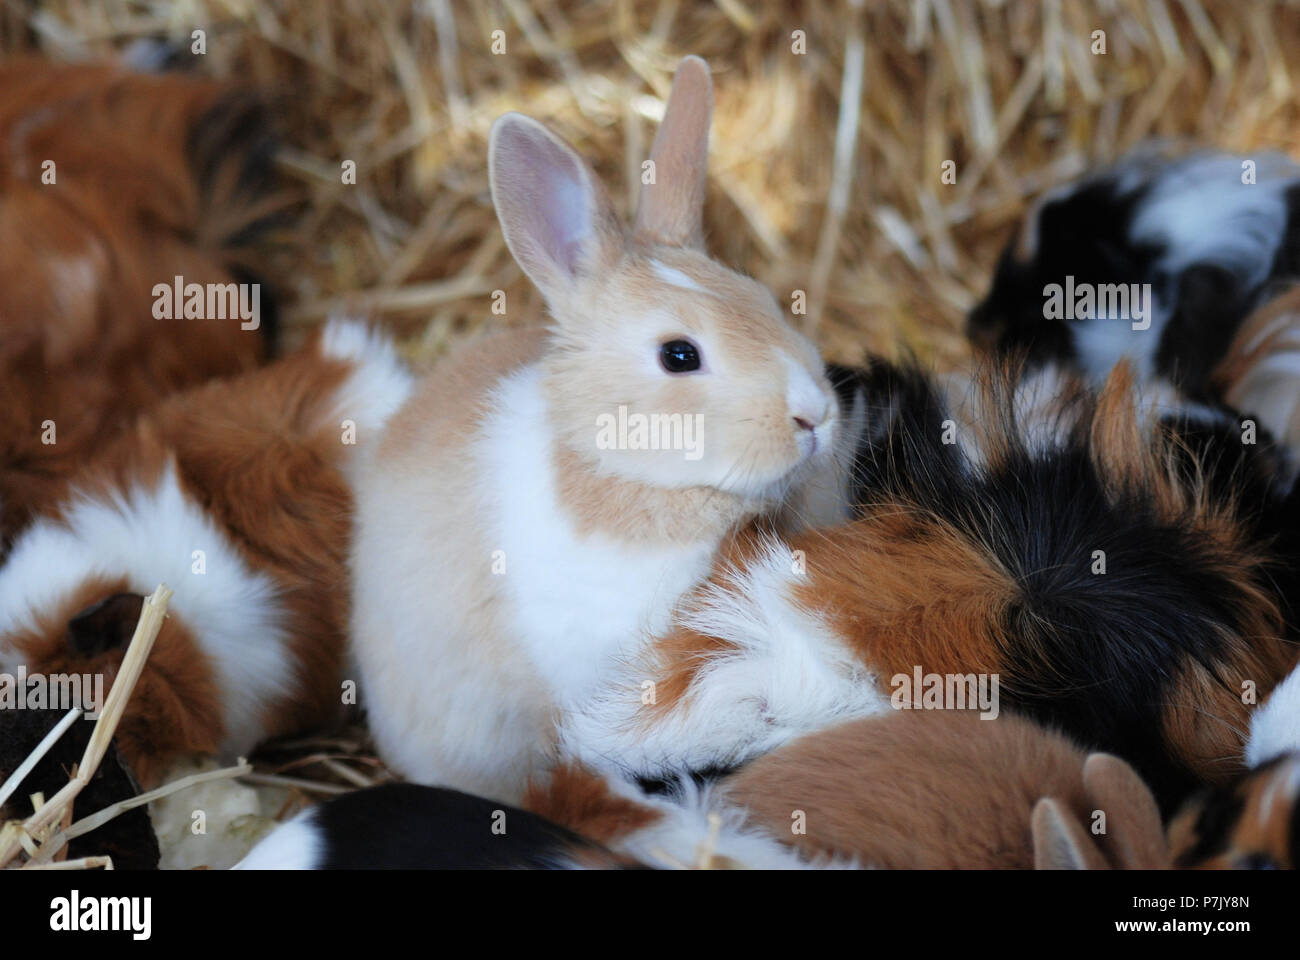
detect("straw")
(0, 584), (171, 868)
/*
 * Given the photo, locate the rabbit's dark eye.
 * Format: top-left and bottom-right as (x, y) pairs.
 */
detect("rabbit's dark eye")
(660, 339), (701, 374)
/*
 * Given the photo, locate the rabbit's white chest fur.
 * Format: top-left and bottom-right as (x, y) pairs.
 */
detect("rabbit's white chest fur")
(350, 358), (723, 803)
(480, 366), (719, 703)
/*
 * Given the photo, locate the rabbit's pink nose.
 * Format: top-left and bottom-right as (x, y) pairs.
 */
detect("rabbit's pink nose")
(793, 416), (816, 432)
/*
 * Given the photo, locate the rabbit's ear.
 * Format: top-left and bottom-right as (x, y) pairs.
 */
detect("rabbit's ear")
(1083, 753), (1170, 869)
(1032, 798), (1109, 870)
(633, 56), (713, 249)
(489, 113), (623, 305)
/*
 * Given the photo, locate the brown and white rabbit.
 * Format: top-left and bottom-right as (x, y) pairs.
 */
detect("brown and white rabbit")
(350, 57), (841, 803)
(561, 359), (1297, 814)
(713, 710), (1168, 870)
(0, 321), (412, 786)
(0, 59), (281, 550)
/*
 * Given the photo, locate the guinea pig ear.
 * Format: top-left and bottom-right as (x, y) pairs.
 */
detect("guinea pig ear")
(1032, 797), (1109, 870)
(1082, 752), (1170, 869)
(66, 592), (145, 657)
(488, 112), (623, 307)
(633, 55), (713, 249)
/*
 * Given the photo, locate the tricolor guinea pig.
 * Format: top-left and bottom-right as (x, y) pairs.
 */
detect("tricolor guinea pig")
(0, 321), (412, 786)
(0, 58), (282, 550)
(560, 357), (1298, 815)
(968, 147), (1300, 398)
(1169, 627), (1300, 869)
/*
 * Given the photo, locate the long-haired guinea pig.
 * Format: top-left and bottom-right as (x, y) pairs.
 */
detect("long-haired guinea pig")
(350, 56), (843, 804)
(715, 710), (1167, 870)
(967, 146), (1300, 397)
(560, 357), (1299, 815)
(0, 58), (283, 550)
(0, 321), (412, 786)
(1209, 286), (1300, 628)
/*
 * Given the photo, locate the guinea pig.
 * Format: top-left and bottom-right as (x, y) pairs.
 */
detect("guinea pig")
(0, 321), (412, 786)
(237, 759), (813, 870)
(234, 782), (642, 870)
(0, 58), (282, 550)
(717, 710), (1168, 870)
(968, 147), (1300, 399)
(560, 357), (1298, 816)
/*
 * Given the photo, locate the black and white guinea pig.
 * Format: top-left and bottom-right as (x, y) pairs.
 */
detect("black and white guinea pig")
(968, 147), (1300, 398)
(234, 783), (641, 870)
(239, 762), (813, 870)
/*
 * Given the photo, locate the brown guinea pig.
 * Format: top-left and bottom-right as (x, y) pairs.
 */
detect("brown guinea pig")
(0, 58), (283, 550)
(718, 710), (1169, 870)
(0, 321), (412, 786)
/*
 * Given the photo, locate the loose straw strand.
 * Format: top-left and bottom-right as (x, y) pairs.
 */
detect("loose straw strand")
(0, 584), (171, 869)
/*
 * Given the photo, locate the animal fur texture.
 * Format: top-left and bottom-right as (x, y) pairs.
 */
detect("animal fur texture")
(238, 762), (810, 870)
(0, 59), (281, 551)
(0, 321), (412, 785)
(1169, 753), (1300, 869)
(235, 782), (643, 870)
(1214, 284), (1300, 473)
(349, 57), (844, 804)
(720, 710), (1168, 869)
(561, 358), (1299, 815)
(968, 147), (1300, 398)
